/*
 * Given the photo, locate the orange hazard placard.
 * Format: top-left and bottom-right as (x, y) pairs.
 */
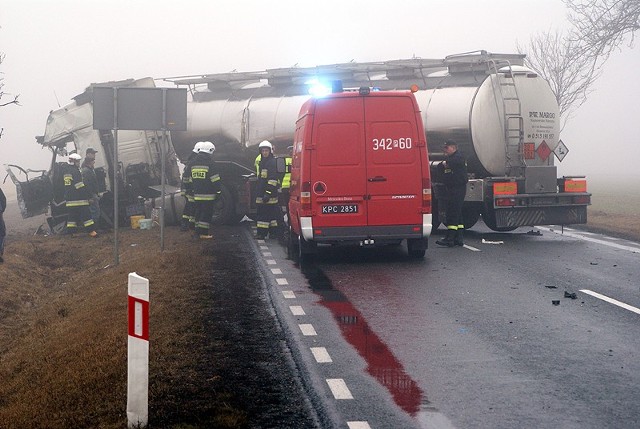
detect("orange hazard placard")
(493, 182), (517, 195)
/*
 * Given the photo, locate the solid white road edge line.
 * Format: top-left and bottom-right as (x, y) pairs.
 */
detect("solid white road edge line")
(537, 226), (640, 253)
(310, 347), (333, 363)
(580, 289), (640, 315)
(326, 378), (354, 399)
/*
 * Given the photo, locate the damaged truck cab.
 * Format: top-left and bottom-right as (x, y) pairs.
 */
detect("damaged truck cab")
(5, 78), (181, 232)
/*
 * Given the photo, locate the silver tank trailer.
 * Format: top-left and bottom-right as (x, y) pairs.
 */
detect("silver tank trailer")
(170, 65), (559, 178)
(416, 66), (560, 177)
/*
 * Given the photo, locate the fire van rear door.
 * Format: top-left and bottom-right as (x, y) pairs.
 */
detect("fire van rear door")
(364, 95), (423, 226)
(309, 96), (368, 228)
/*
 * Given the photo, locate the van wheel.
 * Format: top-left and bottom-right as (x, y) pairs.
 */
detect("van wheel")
(287, 225), (299, 261)
(297, 233), (317, 267)
(407, 238), (427, 259)
(431, 198), (441, 234)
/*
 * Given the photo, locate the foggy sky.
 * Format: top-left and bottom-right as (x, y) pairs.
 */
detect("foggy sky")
(1, 0), (638, 199)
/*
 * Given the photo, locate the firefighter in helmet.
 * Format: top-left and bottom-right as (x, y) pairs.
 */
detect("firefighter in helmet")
(255, 140), (281, 239)
(64, 153), (98, 237)
(187, 141), (221, 239)
(180, 142), (203, 231)
(436, 140), (468, 247)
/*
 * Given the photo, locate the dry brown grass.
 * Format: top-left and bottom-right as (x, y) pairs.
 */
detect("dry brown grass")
(574, 179), (640, 242)
(0, 227), (246, 429)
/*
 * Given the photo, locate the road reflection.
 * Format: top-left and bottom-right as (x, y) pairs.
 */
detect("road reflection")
(303, 264), (425, 416)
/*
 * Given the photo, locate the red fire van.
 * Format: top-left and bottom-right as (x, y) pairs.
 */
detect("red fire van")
(287, 88), (432, 261)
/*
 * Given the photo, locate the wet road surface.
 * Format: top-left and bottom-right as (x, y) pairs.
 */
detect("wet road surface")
(254, 223), (640, 429)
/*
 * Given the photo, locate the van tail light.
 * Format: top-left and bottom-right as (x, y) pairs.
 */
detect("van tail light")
(422, 177), (432, 211)
(301, 181), (311, 211)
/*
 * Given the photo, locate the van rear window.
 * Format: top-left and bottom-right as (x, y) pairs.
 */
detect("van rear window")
(316, 123), (361, 166)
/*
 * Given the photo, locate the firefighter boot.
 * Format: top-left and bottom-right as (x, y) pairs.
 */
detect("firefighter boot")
(454, 229), (464, 246)
(436, 229), (455, 247)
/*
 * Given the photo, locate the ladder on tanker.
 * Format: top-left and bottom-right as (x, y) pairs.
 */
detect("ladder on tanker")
(487, 59), (525, 176)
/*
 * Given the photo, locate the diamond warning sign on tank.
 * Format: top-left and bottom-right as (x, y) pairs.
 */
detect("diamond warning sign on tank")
(536, 140), (552, 161)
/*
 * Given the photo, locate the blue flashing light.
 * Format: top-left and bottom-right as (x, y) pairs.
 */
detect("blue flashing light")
(306, 78), (332, 97)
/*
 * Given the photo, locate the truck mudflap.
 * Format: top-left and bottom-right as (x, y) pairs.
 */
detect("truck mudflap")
(491, 203), (588, 229)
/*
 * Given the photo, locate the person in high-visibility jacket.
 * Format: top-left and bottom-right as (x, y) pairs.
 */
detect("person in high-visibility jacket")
(180, 142), (202, 231)
(255, 140), (281, 239)
(64, 153), (97, 237)
(279, 154), (292, 225)
(187, 141), (221, 239)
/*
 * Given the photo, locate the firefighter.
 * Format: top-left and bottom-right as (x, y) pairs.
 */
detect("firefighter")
(180, 142), (203, 232)
(188, 141), (221, 239)
(436, 140), (468, 247)
(255, 140), (281, 239)
(64, 153), (97, 237)
(279, 150), (292, 226)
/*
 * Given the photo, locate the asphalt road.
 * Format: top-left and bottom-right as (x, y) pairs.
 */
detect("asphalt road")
(255, 222), (640, 429)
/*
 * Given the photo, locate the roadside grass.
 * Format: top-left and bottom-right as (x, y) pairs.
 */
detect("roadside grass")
(0, 228), (247, 429)
(579, 180), (640, 242)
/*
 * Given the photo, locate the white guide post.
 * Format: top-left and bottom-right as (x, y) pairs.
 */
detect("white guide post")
(127, 272), (149, 428)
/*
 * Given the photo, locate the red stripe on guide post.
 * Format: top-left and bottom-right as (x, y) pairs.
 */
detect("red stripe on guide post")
(128, 296), (149, 341)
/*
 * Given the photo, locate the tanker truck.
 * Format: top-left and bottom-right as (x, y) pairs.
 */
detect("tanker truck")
(8, 51), (590, 234)
(164, 50), (590, 232)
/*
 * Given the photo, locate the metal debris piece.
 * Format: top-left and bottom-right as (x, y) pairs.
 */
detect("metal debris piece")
(552, 300), (560, 306)
(482, 238), (504, 244)
(564, 291), (578, 299)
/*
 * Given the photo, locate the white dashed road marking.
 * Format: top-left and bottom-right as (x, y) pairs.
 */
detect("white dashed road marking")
(263, 252), (272, 257)
(299, 324), (317, 336)
(290, 305), (306, 316)
(580, 289), (640, 315)
(276, 278), (289, 285)
(347, 422), (372, 429)
(271, 268), (282, 275)
(310, 347), (333, 363)
(266, 259), (277, 265)
(282, 290), (296, 299)
(326, 378), (354, 399)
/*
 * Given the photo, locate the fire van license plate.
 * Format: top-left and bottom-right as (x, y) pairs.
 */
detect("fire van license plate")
(322, 204), (358, 214)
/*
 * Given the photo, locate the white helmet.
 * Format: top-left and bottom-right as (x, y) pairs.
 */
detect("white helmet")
(68, 153), (82, 162)
(199, 141), (215, 154)
(192, 142), (204, 153)
(258, 140), (273, 151)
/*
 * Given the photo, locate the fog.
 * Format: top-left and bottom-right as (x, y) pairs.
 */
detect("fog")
(1, 0), (638, 200)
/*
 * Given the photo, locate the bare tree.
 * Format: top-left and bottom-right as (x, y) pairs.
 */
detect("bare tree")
(0, 52), (21, 140)
(518, 30), (603, 131)
(565, 0), (640, 58)
(519, 0), (638, 130)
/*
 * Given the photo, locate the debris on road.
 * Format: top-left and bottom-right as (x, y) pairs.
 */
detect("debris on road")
(564, 291), (578, 299)
(482, 238), (504, 244)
